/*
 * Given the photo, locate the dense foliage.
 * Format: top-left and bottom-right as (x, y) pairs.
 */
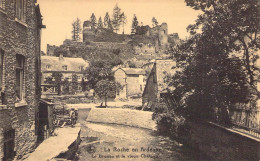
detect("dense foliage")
(95, 80), (116, 107)
(153, 0), (260, 139)
(71, 18), (82, 41)
(84, 58), (122, 89)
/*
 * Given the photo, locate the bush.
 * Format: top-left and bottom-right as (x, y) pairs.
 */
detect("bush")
(152, 103), (190, 142)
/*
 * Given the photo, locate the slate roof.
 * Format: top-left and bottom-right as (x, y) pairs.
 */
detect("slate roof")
(114, 67), (145, 75)
(41, 56), (89, 72)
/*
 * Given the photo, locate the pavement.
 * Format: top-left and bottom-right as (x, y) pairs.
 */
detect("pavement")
(25, 125), (81, 161)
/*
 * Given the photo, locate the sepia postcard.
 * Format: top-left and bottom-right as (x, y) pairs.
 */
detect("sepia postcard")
(0, 0), (259, 160)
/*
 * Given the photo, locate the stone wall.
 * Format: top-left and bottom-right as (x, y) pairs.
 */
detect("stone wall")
(189, 121), (260, 161)
(0, 1), (42, 160)
(150, 23), (169, 48)
(134, 44), (156, 55)
(114, 69), (127, 99)
(126, 75), (142, 96)
(86, 108), (156, 130)
(47, 44), (56, 56)
(142, 64), (157, 105)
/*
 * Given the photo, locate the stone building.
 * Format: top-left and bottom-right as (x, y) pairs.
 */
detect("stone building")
(83, 20), (96, 42)
(46, 44), (57, 56)
(135, 23), (169, 49)
(114, 68), (145, 99)
(142, 59), (177, 109)
(41, 55), (89, 95)
(0, 0), (44, 160)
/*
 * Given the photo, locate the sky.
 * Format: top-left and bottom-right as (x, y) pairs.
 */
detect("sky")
(38, 0), (200, 52)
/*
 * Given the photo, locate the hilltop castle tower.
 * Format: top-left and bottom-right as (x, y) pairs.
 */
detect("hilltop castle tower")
(83, 20), (95, 42)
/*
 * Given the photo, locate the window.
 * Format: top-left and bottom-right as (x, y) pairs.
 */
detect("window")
(46, 65), (51, 70)
(15, 0), (25, 21)
(62, 65), (68, 71)
(0, 49), (4, 91)
(4, 129), (15, 161)
(0, 0), (5, 10)
(77, 76), (81, 81)
(140, 85), (142, 91)
(68, 75), (72, 81)
(16, 54), (25, 101)
(79, 66), (84, 71)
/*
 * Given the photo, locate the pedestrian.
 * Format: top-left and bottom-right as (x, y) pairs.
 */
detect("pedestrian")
(75, 108), (78, 122)
(69, 108), (76, 127)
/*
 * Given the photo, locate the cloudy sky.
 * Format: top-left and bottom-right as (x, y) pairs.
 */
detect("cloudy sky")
(38, 0), (200, 52)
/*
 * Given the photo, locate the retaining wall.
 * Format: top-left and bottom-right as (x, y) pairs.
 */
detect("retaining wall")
(190, 121), (260, 161)
(86, 108), (156, 130)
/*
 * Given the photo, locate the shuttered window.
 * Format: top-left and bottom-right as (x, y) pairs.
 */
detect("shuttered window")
(16, 0), (26, 21)
(16, 54), (25, 101)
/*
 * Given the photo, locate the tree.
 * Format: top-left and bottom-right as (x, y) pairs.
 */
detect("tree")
(107, 21), (114, 32)
(104, 12), (110, 28)
(164, 0), (260, 122)
(54, 46), (69, 57)
(44, 76), (54, 84)
(71, 73), (78, 94)
(62, 78), (70, 94)
(52, 72), (63, 95)
(84, 59), (114, 89)
(84, 57), (123, 90)
(71, 18), (82, 41)
(104, 12), (113, 31)
(90, 13), (97, 30)
(97, 16), (103, 29)
(152, 17), (158, 27)
(131, 14), (139, 34)
(185, 0), (260, 91)
(120, 12), (127, 34)
(112, 4), (122, 33)
(95, 80), (116, 107)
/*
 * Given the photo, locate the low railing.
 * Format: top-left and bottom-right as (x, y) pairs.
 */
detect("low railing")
(41, 84), (58, 95)
(229, 108), (260, 138)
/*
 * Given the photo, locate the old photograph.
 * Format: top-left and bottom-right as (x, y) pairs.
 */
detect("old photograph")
(0, 0), (259, 160)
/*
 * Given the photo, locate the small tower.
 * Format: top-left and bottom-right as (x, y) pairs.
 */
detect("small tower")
(83, 20), (95, 42)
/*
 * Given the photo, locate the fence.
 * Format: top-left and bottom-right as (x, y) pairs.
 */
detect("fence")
(229, 108), (260, 138)
(41, 84), (58, 96)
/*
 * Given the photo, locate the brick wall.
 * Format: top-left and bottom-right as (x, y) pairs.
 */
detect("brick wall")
(0, 0), (42, 160)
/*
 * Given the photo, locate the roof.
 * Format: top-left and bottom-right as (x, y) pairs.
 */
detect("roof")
(41, 56), (89, 72)
(115, 67), (145, 75)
